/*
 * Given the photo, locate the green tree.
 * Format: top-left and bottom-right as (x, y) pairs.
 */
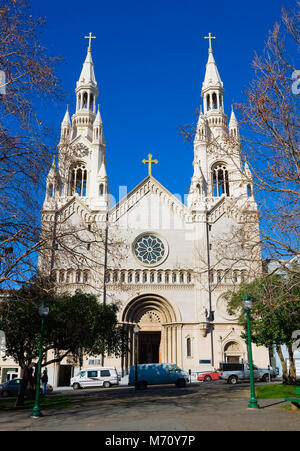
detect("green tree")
(225, 272), (300, 384)
(0, 278), (125, 405)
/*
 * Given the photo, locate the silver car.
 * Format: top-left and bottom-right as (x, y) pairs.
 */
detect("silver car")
(0, 378), (53, 397)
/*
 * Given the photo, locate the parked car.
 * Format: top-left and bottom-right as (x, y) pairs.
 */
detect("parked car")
(128, 363), (189, 389)
(0, 378), (53, 398)
(197, 370), (220, 382)
(218, 362), (276, 384)
(257, 366), (276, 382)
(70, 367), (119, 389)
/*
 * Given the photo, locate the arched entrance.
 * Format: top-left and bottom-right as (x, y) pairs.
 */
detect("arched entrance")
(121, 294), (181, 373)
(224, 341), (243, 363)
(137, 311), (162, 363)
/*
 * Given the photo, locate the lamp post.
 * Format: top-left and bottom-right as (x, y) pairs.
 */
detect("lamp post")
(242, 294), (259, 409)
(31, 301), (49, 418)
(133, 324), (140, 390)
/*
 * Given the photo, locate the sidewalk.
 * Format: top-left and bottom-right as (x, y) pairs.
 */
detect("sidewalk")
(1, 383), (299, 431)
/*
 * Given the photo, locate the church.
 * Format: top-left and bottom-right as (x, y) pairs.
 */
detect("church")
(37, 32), (270, 387)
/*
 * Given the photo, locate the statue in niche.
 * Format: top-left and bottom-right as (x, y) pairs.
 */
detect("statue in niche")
(200, 306), (208, 322)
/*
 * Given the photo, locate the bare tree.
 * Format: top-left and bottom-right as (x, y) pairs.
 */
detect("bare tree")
(236, 3), (300, 271)
(0, 0), (62, 286)
(180, 4), (300, 275)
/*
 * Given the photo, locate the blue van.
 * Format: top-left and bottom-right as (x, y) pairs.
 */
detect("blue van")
(128, 363), (189, 389)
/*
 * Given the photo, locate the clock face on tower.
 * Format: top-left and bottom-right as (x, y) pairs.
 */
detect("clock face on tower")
(133, 233), (168, 267)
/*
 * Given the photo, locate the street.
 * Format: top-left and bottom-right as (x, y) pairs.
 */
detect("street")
(0, 380), (299, 432)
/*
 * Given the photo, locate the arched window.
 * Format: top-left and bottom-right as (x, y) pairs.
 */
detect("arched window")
(206, 94), (211, 111)
(89, 93), (94, 111)
(212, 162), (230, 197)
(187, 338), (192, 357)
(69, 162), (87, 196)
(212, 93), (217, 109)
(76, 270), (81, 283)
(241, 270), (247, 282)
(66, 270), (73, 283)
(82, 92), (88, 109)
(247, 184), (252, 197)
(83, 270), (89, 283)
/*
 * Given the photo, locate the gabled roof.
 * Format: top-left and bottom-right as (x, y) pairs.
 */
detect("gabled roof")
(109, 175), (190, 223)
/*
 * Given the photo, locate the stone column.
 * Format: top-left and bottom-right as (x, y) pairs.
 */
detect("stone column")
(177, 325), (183, 368)
(172, 326), (177, 364)
(167, 326), (172, 362)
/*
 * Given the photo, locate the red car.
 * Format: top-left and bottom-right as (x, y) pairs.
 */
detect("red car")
(197, 370), (220, 382)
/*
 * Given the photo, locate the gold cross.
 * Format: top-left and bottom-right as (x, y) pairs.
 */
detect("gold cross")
(142, 153), (158, 176)
(84, 32), (96, 49)
(204, 32), (216, 51)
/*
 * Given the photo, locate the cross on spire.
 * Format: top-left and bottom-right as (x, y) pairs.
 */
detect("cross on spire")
(204, 32), (216, 52)
(142, 153), (158, 177)
(84, 32), (96, 49)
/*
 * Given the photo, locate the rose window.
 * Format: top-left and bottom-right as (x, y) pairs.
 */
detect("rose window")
(133, 234), (167, 266)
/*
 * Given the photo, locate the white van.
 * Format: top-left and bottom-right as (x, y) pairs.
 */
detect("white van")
(70, 367), (119, 389)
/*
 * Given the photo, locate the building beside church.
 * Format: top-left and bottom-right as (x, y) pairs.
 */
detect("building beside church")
(0, 34), (270, 386)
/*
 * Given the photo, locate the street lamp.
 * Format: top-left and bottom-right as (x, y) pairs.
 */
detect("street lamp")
(242, 294), (259, 409)
(133, 324), (140, 390)
(31, 301), (49, 418)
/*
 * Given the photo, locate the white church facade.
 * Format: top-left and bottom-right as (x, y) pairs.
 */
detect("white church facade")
(0, 34), (270, 386)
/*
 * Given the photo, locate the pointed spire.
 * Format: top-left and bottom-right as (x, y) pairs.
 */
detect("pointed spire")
(201, 34), (225, 118)
(62, 105), (71, 127)
(197, 105), (205, 126)
(202, 34), (223, 91)
(192, 160), (202, 179)
(229, 106), (239, 139)
(99, 156), (107, 179)
(48, 155), (57, 176)
(94, 104), (102, 125)
(73, 37), (99, 136)
(229, 106), (238, 126)
(93, 104), (105, 143)
(202, 49), (223, 90)
(44, 155), (57, 205)
(60, 105), (71, 141)
(77, 44), (97, 88)
(97, 154), (110, 210)
(244, 161), (252, 179)
(195, 107), (207, 142)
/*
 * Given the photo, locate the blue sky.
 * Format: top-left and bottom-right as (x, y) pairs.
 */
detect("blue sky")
(30, 0), (293, 201)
